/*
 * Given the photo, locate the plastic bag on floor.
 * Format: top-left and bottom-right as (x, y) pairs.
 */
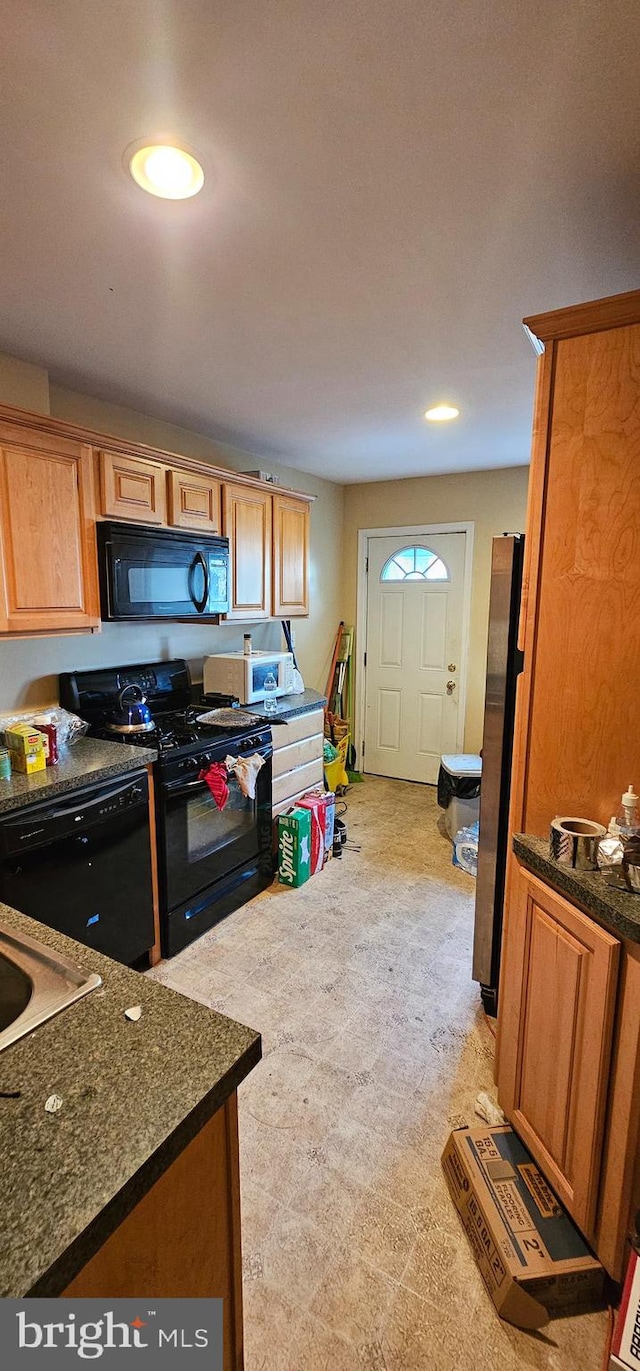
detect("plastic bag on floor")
(452, 820), (479, 876)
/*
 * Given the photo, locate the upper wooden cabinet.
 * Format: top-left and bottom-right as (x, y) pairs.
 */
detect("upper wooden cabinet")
(0, 403), (314, 635)
(498, 865), (619, 1238)
(0, 429), (100, 634)
(272, 493), (310, 617)
(223, 482), (272, 619)
(99, 451), (166, 525)
(167, 469), (221, 534)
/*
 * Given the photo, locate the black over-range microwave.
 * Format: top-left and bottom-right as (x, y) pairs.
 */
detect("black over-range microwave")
(97, 521), (230, 621)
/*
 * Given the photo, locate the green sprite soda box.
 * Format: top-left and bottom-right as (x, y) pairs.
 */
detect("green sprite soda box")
(278, 807), (312, 887)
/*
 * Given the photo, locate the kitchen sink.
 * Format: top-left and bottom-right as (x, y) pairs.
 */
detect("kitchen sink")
(0, 921), (101, 1054)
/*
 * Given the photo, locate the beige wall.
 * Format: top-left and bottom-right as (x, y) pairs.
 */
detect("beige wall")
(0, 360), (344, 709)
(342, 467), (530, 753)
(0, 351), (50, 413)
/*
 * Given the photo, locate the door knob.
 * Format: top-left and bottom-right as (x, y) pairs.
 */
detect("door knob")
(446, 680), (456, 694)
(448, 663), (456, 672)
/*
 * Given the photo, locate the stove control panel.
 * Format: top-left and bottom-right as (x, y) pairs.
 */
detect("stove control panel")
(168, 731), (271, 777)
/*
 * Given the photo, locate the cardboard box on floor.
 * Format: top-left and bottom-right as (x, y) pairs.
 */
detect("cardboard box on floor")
(277, 808), (312, 887)
(610, 1245), (640, 1369)
(442, 1125), (604, 1330)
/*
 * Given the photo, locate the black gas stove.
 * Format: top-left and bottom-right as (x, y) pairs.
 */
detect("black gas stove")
(59, 660), (274, 956)
(88, 706), (271, 777)
(60, 662), (271, 767)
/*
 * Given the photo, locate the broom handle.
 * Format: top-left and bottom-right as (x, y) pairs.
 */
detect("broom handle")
(325, 621), (345, 705)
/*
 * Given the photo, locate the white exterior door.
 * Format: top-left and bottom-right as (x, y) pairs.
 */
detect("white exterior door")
(363, 532), (467, 783)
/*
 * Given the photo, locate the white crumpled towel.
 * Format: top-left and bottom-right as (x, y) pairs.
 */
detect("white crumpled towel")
(226, 752), (265, 800)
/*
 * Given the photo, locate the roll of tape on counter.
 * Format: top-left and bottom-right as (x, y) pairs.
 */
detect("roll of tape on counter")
(549, 817), (607, 870)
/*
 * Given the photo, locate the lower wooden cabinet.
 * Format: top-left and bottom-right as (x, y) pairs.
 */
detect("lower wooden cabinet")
(223, 482), (272, 619)
(272, 493), (310, 617)
(497, 865), (620, 1238)
(0, 430), (100, 634)
(64, 1094), (244, 1371)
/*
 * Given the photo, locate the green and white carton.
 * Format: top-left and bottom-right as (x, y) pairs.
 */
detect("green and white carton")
(278, 807), (312, 887)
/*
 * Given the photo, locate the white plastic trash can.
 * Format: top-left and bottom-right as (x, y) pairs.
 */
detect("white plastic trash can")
(437, 754), (482, 840)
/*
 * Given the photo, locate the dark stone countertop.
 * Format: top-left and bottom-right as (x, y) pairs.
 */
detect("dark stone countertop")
(0, 905), (261, 1298)
(513, 834), (640, 944)
(0, 738), (158, 814)
(246, 687), (327, 723)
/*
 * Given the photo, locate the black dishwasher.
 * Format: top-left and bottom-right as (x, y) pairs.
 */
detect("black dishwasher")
(0, 771), (155, 965)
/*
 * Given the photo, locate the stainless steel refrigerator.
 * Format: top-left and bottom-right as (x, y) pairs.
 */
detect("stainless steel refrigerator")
(472, 534), (525, 1015)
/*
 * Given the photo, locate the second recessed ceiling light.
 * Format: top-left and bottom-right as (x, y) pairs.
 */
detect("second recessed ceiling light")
(424, 405), (460, 422)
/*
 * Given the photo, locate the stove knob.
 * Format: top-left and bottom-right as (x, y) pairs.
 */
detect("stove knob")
(130, 785), (143, 801)
(187, 756), (200, 771)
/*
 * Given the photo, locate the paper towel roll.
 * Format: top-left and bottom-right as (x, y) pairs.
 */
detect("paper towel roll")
(549, 817), (607, 870)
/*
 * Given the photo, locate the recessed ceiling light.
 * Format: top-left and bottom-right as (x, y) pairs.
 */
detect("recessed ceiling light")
(128, 144), (204, 200)
(424, 405), (460, 422)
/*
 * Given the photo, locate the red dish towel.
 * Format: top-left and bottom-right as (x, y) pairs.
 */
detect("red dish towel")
(199, 761), (229, 810)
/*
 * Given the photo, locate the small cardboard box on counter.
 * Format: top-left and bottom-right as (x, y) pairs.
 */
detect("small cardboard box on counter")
(442, 1125), (604, 1330)
(277, 807), (312, 887)
(610, 1246), (640, 1369)
(4, 723), (46, 774)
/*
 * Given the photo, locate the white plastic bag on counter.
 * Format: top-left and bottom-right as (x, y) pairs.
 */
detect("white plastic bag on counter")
(597, 835), (624, 869)
(0, 707), (89, 750)
(452, 820), (479, 877)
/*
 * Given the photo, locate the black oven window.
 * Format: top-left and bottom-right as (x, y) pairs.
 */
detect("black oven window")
(186, 774), (253, 863)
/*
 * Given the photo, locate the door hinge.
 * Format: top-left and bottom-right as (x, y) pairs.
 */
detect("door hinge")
(362, 741), (365, 758)
(363, 651), (367, 667)
(365, 557), (369, 573)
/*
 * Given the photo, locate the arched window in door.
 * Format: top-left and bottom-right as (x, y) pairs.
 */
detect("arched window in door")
(380, 546), (449, 582)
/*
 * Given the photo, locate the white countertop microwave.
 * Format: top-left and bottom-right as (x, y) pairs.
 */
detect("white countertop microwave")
(203, 651), (295, 704)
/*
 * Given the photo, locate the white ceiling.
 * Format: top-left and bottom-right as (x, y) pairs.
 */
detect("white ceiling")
(1, 1), (639, 484)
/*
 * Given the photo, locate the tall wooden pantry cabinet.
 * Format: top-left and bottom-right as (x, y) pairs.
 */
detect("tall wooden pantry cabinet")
(496, 289), (640, 1279)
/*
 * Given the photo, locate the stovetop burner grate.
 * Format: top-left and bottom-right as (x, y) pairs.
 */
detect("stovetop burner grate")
(89, 706), (271, 762)
(61, 658), (272, 761)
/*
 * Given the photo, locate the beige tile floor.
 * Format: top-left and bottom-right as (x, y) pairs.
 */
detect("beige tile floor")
(150, 776), (608, 1370)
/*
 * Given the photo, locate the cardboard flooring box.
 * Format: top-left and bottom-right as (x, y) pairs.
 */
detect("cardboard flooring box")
(610, 1246), (640, 1369)
(442, 1125), (604, 1330)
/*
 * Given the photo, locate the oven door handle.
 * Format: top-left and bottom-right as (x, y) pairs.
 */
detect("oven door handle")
(188, 551), (209, 615)
(162, 777), (211, 796)
(162, 750), (272, 798)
